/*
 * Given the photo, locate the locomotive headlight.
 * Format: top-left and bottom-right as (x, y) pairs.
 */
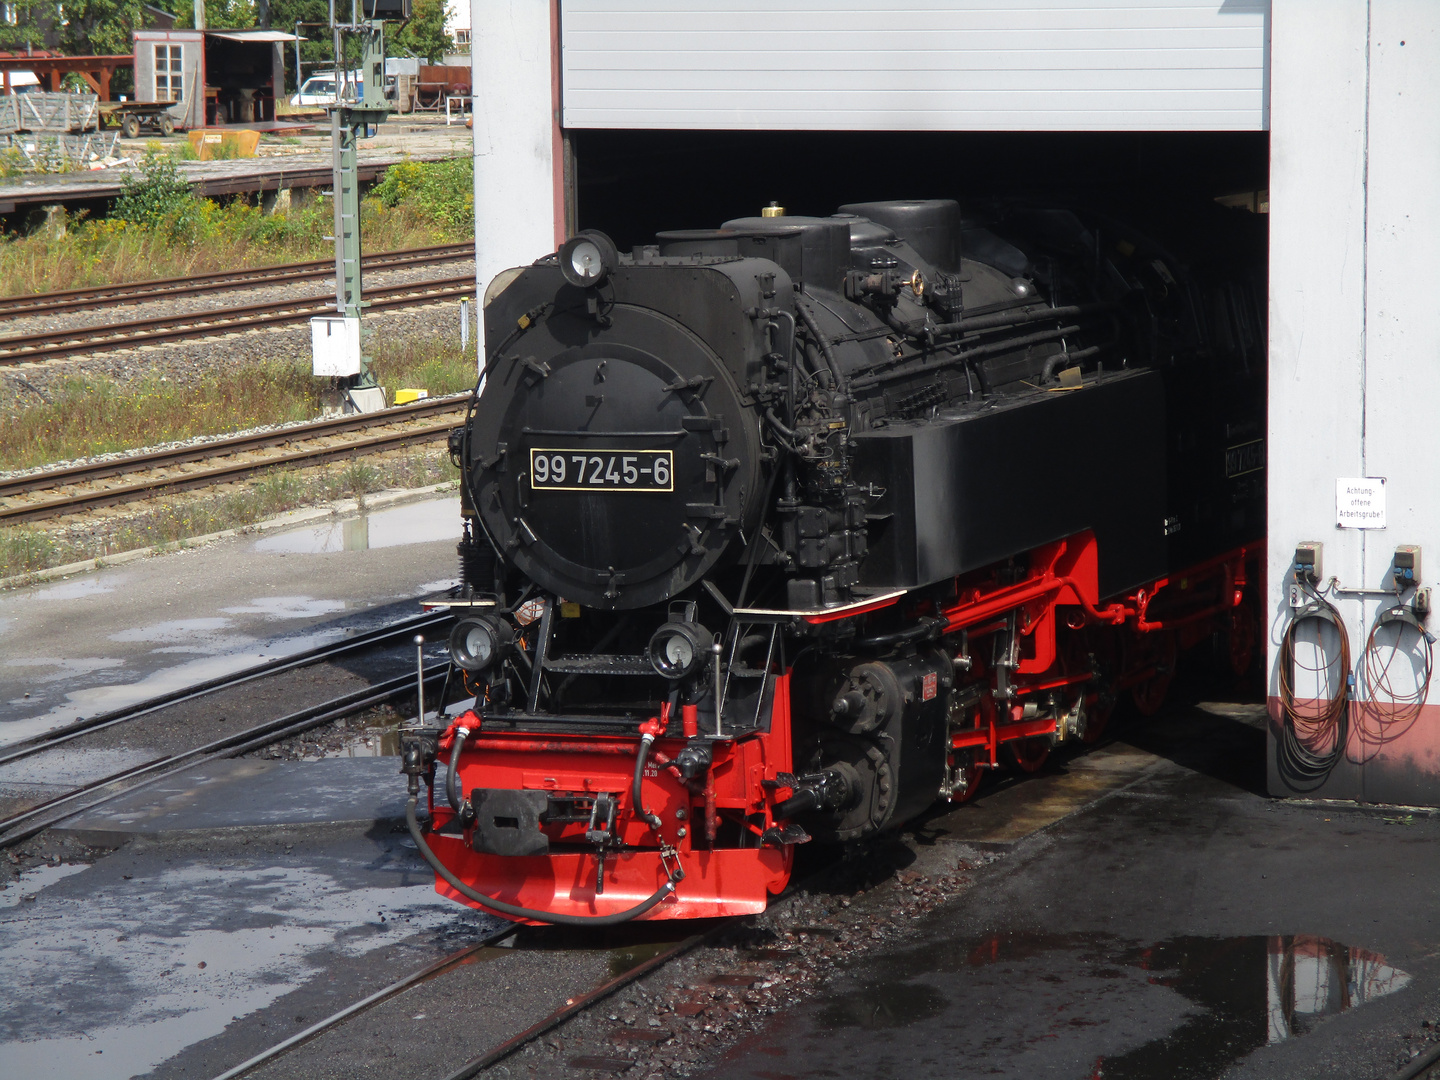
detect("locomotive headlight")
(559, 230), (618, 288)
(449, 614), (514, 672)
(647, 621), (710, 681)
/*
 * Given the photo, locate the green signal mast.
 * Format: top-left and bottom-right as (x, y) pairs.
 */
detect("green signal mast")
(311, 0), (403, 413)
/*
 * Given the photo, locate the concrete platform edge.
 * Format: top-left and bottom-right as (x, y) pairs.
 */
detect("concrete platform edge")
(0, 480), (458, 592)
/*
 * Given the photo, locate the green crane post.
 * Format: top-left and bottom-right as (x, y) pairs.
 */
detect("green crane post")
(330, 5), (391, 403)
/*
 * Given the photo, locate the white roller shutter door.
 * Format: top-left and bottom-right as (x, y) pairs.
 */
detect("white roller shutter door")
(561, 0), (1269, 131)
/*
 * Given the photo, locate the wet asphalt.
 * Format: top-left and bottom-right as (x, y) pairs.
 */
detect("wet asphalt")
(0, 495), (463, 747)
(699, 705), (1440, 1080)
(4, 493), (1440, 1078)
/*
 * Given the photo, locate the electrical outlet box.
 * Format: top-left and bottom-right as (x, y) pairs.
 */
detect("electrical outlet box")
(1288, 583), (1305, 608)
(1415, 588), (1431, 620)
(1394, 545), (1422, 586)
(311, 316), (361, 377)
(1294, 541), (1323, 584)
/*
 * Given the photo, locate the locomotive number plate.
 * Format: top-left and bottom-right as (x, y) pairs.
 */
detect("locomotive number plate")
(529, 448), (674, 493)
(1225, 439), (1265, 479)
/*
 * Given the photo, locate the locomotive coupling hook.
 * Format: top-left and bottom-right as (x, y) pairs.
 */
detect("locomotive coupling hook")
(406, 797), (675, 926)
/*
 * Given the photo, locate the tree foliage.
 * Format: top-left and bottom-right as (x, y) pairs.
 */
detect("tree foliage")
(171, 0), (257, 29)
(389, 0), (450, 63)
(1, 0), (147, 55)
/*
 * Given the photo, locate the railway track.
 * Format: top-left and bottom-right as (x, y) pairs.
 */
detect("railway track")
(0, 242), (475, 320)
(0, 393), (469, 524)
(0, 272), (477, 366)
(0, 609), (456, 849)
(208, 927), (716, 1080)
(202, 854), (829, 1079)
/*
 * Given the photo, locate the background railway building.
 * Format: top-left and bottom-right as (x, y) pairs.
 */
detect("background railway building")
(467, 0), (1440, 807)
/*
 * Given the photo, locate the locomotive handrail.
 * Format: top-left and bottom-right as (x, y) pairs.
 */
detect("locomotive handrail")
(849, 322), (1082, 392)
(519, 427), (686, 437)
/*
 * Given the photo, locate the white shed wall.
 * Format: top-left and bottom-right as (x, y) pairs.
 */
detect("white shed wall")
(560, 0), (1269, 131)
(470, 0), (561, 308)
(1268, 0), (1440, 799)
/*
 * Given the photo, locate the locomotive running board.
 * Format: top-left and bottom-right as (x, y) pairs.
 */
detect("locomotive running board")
(731, 588), (908, 624)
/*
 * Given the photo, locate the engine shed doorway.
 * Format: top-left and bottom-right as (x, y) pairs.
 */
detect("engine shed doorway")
(566, 128), (1269, 263)
(565, 124), (1272, 718)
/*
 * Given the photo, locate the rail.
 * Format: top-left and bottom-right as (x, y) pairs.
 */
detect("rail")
(0, 273), (476, 365)
(0, 241), (474, 319)
(0, 395), (468, 524)
(0, 654), (455, 849)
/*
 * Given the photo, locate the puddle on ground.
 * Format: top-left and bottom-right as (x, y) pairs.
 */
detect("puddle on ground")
(816, 980), (949, 1030)
(314, 697), (474, 760)
(0, 860), (499, 1080)
(320, 722), (403, 758)
(254, 497), (462, 555)
(0, 862), (90, 909)
(959, 932), (1411, 1056)
(219, 596), (348, 619)
(0, 627), (348, 747)
(5, 656), (127, 686)
(29, 574), (128, 601)
(109, 617), (236, 646)
(0, 746), (162, 790)
(608, 938), (691, 979)
(753, 932), (1411, 1080)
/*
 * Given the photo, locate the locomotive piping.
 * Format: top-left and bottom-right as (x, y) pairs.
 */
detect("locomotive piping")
(851, 616), (946, 651)
(632, 730), (663, 831)
(930, 301), (1100, 337)
(795, 301), (844, 389)
(445, 726), (471, 812)
(406, 797), (677, 926)
(850, 323), (1082, 392)
(763, 407), (798, 443)
(1039, 344), (1101, 385)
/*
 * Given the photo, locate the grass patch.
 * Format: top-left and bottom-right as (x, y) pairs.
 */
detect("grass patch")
(0, 341), (478, 472)
(0, 361), (317, 470)
(370, 337), (480, 399)
(0, 527), (58, 578)
(0, 155), (474, 296)
(0, 449), (459, 582)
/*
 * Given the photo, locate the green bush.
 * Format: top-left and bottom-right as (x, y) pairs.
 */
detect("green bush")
(371, 156), (473, 233)
(0, 148), (473, 295)
(114, 153), (196, 230)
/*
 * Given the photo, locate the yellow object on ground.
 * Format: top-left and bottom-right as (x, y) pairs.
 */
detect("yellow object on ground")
(394, 388), (430, 405)
(186, 129), (261, 159)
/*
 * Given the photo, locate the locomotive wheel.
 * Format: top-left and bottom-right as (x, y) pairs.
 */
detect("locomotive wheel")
(1061, 628), (1119, 744)
(1005, 737), (1051, 773)
(1130, 631), (1178, 717)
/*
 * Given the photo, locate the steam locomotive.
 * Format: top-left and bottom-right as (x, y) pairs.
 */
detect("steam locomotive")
(400, 198), (1265, 925)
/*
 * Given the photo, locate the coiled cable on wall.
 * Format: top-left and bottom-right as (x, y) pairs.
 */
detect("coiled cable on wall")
(1353, 605), (1435, 755)
(1277, 593), (1351, 790)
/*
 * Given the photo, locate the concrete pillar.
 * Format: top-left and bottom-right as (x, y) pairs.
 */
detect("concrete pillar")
(1268, 0), (1440, 803)
(469, 0), (564, 328)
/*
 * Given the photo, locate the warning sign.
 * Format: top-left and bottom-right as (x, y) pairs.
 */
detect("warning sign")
(1336, 477), (1387, 530)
